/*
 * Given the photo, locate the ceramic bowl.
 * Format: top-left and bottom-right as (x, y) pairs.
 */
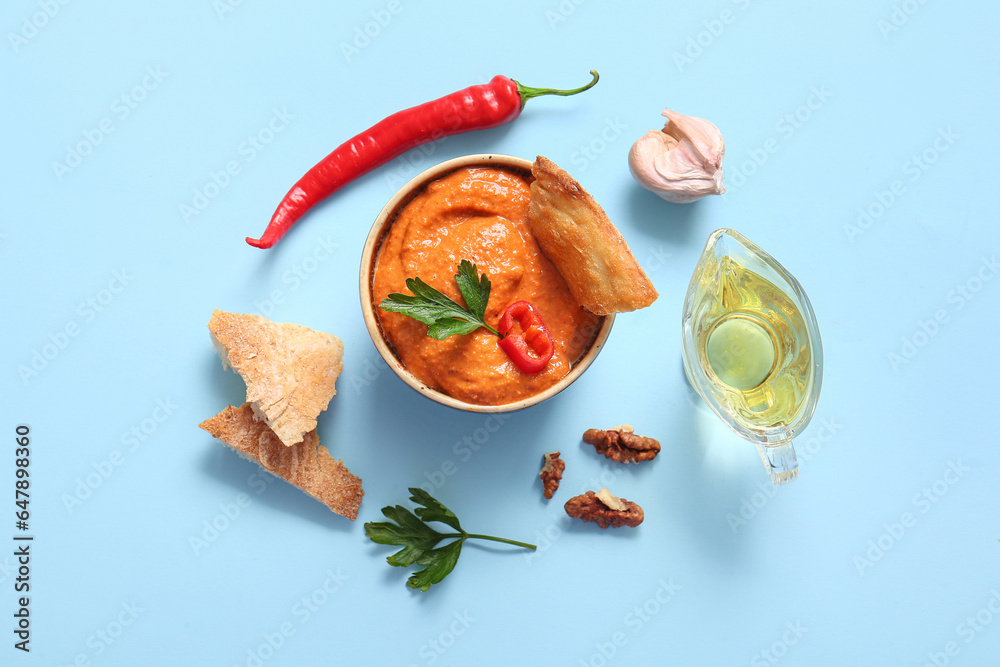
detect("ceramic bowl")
(359, 153), (614, 412)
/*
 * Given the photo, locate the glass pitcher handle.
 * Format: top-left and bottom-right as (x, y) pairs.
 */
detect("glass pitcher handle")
(756, 441), (799, 485)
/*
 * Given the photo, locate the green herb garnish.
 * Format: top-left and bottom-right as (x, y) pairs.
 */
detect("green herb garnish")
(364, 488), (536, 591)
(379, 260), (502, 340)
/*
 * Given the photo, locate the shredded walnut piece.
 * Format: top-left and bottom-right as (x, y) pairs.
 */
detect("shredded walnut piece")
(595, 487), (627, 511)
(583, 426), (660, 463)
(564, 490), (644, 529)
(539, 452), (565, 500)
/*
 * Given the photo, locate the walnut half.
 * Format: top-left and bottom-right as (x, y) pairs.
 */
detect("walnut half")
(539, 452), (565, 500)
(583, 425), (660, 464)
(564, 489), (644, 529)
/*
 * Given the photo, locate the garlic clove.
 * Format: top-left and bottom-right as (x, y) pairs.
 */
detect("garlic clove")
(628, 108), (725, 204)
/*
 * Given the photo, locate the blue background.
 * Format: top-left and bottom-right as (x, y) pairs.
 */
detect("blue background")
(3, 1), (998, 665)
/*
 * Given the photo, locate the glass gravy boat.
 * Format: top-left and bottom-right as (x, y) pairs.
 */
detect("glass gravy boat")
(681, 229), (823, 484)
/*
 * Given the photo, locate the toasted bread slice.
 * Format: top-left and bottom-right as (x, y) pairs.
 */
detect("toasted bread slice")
(208, 310), (343, 447)
(199, 403), (363, 520)
(528, 156), (658, 315)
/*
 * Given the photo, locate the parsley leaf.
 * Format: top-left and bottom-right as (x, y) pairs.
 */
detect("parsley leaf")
(454, 259), (491, 322)
(407, 540), (464, 592)
(379, 260), (501, 340)
(409, 487), (463, 532)
(367, 504), (442, 568)
(364, 488), (536, 591)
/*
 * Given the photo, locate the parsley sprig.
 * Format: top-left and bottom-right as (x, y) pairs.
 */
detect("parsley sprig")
(379, 260), (502, 340)
(364, 488), (536, 591)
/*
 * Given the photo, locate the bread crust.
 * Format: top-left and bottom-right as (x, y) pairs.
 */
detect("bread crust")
(208, 310), (344, 447)
(199, 403), (363, 520)
(528, 156), (658, 315)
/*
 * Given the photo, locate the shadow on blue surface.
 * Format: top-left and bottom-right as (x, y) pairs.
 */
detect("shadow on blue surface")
(198, 442), (357, 533)
(665, 358), (758, 567)
(626, 181), (704, 245)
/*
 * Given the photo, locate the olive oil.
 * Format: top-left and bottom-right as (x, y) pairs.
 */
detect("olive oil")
(682, 229), (823, 484)
(691, 255), (813, 429)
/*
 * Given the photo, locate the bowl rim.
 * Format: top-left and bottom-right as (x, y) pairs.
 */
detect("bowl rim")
(359, 153), (615, 413)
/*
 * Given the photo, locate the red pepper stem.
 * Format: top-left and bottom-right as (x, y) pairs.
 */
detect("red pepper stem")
(513, 70), (599, 109)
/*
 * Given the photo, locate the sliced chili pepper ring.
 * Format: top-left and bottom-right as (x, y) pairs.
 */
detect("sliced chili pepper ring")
(497, 300), (555, 374)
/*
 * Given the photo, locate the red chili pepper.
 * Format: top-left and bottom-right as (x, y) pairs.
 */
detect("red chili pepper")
(497, 300), (555, 374)
(246, 70), (599, 248)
